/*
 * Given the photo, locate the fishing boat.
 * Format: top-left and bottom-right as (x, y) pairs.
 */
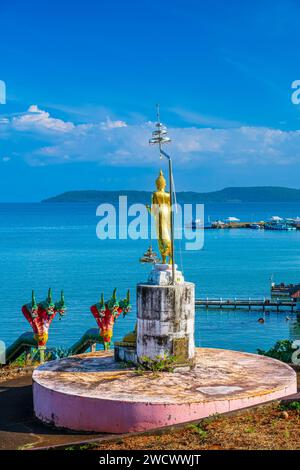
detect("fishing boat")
(264, 216), (296, 231)
(265, 223), (296, 231)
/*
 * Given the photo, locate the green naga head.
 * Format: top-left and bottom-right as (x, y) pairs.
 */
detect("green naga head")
(30, 290), (39, 318)
(97, 292), (106, 316)
(119, 290), (131, 316)
(45, 288), (55, 315)
(55, 290), (66, 317)
(107, 288), (119, 312)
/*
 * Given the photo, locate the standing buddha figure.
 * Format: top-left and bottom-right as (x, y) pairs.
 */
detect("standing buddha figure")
(148, 170), (172, 264)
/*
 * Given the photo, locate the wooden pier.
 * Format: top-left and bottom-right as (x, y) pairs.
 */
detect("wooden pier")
(195, 298), (298, 312)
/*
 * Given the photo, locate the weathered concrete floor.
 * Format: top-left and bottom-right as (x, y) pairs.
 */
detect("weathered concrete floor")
(34, 349), (296, 404)
(1, 356), (300, 449)
(0, 375), (106, 450)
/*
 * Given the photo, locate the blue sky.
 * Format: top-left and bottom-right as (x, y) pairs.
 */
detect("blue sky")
(0, 0), (300, 201)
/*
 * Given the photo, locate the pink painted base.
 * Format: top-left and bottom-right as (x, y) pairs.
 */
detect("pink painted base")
(33, 348), (297, 433)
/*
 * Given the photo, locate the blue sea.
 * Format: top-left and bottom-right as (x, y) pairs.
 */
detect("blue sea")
(1, 202), (300, 353)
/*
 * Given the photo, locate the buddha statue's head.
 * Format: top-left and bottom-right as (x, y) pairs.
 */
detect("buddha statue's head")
(155, 170), (166, 191)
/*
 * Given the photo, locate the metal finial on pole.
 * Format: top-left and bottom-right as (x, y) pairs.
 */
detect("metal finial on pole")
(156, 104), (163, 161)
(149, 107), (176, 285)
(156, 103), (160, 124)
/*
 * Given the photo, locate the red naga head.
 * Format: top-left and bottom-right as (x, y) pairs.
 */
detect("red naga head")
(22, 289), (66, 348)
(90, 289), (131, 350)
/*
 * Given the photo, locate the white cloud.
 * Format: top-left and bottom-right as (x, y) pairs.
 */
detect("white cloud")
(0, 104), (300, 168)
(100, 117), (127, 129)
(11, 105), (75, 133)
(28, 104), (41, 113)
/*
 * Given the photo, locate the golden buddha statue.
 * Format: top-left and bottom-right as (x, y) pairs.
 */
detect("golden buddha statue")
(117, 170), (173, 350)
(148, 170), (172, 264)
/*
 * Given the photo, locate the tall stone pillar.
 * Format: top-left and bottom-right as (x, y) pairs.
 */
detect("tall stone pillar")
(136, 282), (195, 365)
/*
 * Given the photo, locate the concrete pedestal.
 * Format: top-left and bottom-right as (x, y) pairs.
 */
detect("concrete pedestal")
(136, 282), (195, 364)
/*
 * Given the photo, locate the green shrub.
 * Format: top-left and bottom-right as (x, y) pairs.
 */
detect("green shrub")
(257, 340), (294, 363)
(280, 401), (300, 412)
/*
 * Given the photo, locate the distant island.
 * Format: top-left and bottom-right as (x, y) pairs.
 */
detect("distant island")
(42, 187), (300, 204)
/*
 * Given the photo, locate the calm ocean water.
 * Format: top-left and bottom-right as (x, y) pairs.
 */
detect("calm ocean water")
(1, 202), (300, 353)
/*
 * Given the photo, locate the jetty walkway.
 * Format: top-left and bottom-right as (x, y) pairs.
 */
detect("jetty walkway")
(195, 298), (298, 311)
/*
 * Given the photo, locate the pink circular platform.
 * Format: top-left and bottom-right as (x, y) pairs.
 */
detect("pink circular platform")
(33, 348), (297, 433)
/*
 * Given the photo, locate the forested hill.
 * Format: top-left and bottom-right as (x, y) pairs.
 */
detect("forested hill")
(42, 187), (300, 203)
